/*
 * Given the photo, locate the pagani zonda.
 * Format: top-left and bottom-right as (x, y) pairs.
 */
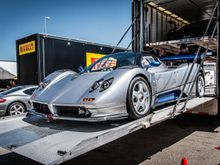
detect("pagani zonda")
(30, 52), (205, 121)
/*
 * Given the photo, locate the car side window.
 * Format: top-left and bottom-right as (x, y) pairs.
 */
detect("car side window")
(141, 56), (150, 68)
(140, 54), (161, 69)
(23, 88), (36, 95)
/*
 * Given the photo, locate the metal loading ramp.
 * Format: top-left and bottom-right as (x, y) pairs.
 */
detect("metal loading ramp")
(0, 97), (216, 165)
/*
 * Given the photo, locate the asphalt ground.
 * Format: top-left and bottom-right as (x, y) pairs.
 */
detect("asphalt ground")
(64, 114), (220, 165)
(0, 114), (220, 165)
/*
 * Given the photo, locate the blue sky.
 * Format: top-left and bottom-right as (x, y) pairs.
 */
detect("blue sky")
(0, 0), (131, 61)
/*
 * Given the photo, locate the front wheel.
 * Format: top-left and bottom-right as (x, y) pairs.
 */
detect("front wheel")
(196, 73), (205, 97)
(127, 77), (152, 120)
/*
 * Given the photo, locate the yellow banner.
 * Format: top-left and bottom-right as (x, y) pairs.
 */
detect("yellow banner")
(86, 52), (105, 66)
(19, 40), (36, 56)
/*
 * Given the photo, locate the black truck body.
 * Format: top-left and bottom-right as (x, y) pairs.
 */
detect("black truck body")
(16, 34), (125, 85)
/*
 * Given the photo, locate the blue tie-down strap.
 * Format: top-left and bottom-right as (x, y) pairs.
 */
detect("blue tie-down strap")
(160, 54), (202, 62)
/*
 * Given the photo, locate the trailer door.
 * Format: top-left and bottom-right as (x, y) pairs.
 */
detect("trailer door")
(17, 38), (38, 85)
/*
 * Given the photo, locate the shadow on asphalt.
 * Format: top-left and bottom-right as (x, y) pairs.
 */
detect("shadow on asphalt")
(0, 152), (41, 165)
(62, 114), (220, 165)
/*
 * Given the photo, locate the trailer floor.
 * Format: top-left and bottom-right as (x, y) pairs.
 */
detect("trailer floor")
(0, 114), (220, 165)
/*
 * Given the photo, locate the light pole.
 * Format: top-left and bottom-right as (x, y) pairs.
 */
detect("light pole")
(44, 16), (51, 34)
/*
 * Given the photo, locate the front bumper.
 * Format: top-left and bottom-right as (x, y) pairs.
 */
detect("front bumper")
(0, 104), (7, 116)
(30, 109), (128, 122)
(30, 101), (128, 122)
(0, 110), (6, 116)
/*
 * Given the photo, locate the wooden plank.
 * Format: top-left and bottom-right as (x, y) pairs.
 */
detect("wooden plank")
(146, 36), (217, 53)
(192, 39), (217, 52)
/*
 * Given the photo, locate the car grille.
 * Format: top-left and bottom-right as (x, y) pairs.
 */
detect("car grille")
(33, 102), (51, 115)
(55, 106), (91, 118)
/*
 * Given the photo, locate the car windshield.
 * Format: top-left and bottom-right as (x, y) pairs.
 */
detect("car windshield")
(0, 86), (23, 95)
(86, 52), (137, 72)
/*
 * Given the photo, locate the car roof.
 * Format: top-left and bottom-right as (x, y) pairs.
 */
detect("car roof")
(19, 85), (38, 89)
(0, 85), (38, 95)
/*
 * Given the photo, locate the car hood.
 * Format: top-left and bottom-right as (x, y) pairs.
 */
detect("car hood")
(32, 71), (111, 104)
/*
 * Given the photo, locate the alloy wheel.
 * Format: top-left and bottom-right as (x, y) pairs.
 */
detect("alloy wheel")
(9, 103), (25, 116)
(197, 75), (205, 96)
(132, 81), (150, 115)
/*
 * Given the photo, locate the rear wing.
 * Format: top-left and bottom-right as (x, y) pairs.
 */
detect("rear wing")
(160, 54), (202, 63)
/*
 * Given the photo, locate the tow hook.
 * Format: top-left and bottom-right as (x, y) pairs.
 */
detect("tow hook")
(47, 114), (53, 120)
(57, 150), (67, 156)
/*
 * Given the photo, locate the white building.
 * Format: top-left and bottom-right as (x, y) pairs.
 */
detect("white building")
(0, 60), (17, 79)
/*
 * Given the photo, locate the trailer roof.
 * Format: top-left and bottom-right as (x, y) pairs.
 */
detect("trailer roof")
(147, 0), (216, 23)
(17, 33), (128, 51)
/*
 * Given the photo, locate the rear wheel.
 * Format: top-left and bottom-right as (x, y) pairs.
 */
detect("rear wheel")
(196, 73), (205, 97)
(7, 102), (26, 116)
(127, 77), (152, 120)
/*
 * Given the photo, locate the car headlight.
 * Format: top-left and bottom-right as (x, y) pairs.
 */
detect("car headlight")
(89, 79), (104, 93)
(89, 78), (114, 93)
(99, 78), (114, 92)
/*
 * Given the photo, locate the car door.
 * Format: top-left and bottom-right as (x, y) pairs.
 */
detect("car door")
(140, 55), (178, 93)
(174, 64), (189, 87)
(153, 67), (178, 93)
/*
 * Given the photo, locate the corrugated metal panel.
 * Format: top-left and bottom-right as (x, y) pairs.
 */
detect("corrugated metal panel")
(155, 0), (216, 22)
(144, 5), (184, 42)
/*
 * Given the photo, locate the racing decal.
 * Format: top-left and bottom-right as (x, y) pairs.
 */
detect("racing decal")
(83, 98), (95, 102)
(19, 40), (36, 56)
(91, 57), (117, 71)
(86, 52), (105, 66)
(205, 70), (215, 86)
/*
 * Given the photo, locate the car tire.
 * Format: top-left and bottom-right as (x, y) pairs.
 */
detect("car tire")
(127, 76), (152, 120)
(196, 73), (205, 97)
(7, 102), (26, 116)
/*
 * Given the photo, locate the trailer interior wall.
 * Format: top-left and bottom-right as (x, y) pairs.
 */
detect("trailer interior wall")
(217, 0), (220, 113)
(132, 0), (186, 52)
(145, 4), (185, 43)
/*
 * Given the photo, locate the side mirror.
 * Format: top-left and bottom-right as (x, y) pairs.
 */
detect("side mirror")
(150, 61), (160, 67)
(78, 66), (85, 73)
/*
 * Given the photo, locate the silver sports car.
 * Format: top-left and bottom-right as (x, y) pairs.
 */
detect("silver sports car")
(30, 52), (205, 121)
(0, 85), (37, 116)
